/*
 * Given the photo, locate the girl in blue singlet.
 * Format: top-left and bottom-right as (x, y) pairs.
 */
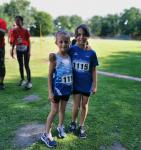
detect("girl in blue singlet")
(41, 31), (72, 148)
(69, 24), (99, 138)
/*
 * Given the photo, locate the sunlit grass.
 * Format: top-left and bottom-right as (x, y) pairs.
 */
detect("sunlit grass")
(0, 37), (141, 150)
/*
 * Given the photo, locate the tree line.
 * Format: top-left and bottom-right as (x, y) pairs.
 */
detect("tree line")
(0, 0), (141, 39)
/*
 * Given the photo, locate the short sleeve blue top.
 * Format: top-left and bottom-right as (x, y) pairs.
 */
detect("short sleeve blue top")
(69, 45), (99, 93)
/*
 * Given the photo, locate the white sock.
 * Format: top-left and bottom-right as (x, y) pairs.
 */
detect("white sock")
(47, 133), (53, 141)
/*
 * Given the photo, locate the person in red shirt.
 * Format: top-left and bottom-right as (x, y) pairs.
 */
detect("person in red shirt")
(0, 18), (7, 90)
(10, 16), (32, 89)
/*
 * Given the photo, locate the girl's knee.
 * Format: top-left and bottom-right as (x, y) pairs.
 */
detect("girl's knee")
(59, 108), (66, 113)
(25, 65), (30, 70)
(51, 108), (59, 115)
(73, 104), (80, 111)
(81, 103), (88, 110)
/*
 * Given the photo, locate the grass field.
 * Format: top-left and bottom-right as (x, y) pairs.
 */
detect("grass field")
(0, 37), (141, 150)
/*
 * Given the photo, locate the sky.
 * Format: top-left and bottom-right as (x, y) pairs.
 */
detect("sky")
(0, 0), (141, 19)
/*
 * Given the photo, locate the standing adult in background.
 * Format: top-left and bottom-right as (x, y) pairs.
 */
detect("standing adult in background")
(10, 16), (32, 89)
(0, 18), (7, 90)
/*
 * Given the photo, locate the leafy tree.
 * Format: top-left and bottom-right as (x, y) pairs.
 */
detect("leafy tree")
(1, 0), (141, 39)
(0, 5), (11, 29)
(136, 16), (141, 36)
(103, 14), (119, 36)
(2, 0), (35, 28)
(30, 11), (53, 36)
(88, 16), (102, 36)
(119, 7), (141, 37)
(54, 15), (82, 35)
(54, 16), (71, 31)
(69, 15), (83, 32)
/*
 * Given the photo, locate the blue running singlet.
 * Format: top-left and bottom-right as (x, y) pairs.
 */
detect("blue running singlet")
(52, 54), (73, 96)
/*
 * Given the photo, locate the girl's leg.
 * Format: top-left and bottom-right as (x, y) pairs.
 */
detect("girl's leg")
(78, 95), (89, 138)
(57, 99), (68, 138)
(72, 94), (81, 122)
(69, 94), (81, 132)
(79, 95), (89, 126)
(45, 102), (59, 135)
(41, 102), (58, 147)
(58, 100), (68, 127)
(24, 49), (31, 82)
(16, 51), (24, 81)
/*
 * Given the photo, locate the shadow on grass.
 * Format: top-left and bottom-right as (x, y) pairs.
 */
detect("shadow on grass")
(99, 51), (141, 78)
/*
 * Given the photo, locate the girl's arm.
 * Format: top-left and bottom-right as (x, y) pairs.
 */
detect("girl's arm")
(92, 67), (97, 94)
(48, 53), (56, 102)
(10, 44), (15, 59)
(10, 30), (16, 58)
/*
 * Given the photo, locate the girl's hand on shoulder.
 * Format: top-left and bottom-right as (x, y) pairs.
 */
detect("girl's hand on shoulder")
(86, 45), (92, 50)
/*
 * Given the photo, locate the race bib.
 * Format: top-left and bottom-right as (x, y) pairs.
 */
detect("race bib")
(16, 45), (27, 52)
(73, 61), (89, 71)
(62, 75), (72, 84)
(17, 37), (22, 44)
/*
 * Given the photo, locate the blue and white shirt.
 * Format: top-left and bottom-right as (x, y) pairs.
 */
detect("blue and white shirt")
(52, 54), (73, 96)
(69, 45), (99, 93)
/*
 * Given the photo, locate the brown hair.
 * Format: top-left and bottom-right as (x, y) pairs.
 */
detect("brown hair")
(75, 24), (90, 38)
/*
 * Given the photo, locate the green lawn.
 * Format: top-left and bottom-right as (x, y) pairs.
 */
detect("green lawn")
(0, 37), (141, 150)
(90, 39), (141, 77)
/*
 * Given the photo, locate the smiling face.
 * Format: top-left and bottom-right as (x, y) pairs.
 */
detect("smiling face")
(56, 34), (70, 53)
(76, 28), (89, 47)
